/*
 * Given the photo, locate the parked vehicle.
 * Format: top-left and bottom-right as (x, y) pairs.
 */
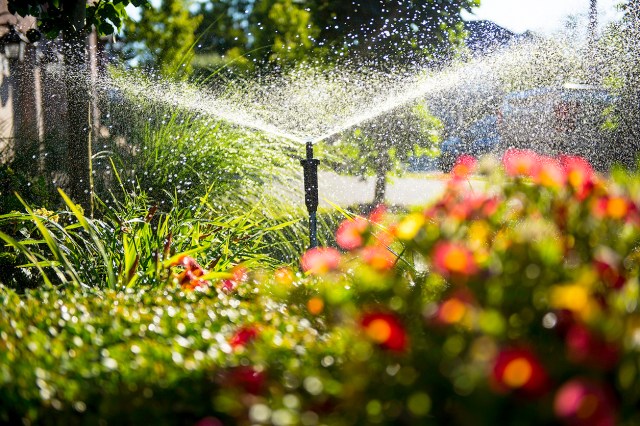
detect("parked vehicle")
(438, 115), (500, 172)
(496, 83), (615, 167)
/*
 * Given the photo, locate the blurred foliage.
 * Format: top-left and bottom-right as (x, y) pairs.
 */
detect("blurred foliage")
(4, 152), (640, 424)
(123, 0), (204, 78)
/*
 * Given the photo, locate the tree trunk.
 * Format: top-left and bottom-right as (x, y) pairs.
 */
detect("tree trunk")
(373, 166), (387, 206)
(62, 0), (91, 210)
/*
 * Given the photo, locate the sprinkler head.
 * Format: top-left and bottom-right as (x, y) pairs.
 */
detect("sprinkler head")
(300, 140), (319, 213)
(300, 140), (320, 248)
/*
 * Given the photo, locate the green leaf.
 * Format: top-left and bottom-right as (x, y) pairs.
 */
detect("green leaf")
(98, 21), (115, 35)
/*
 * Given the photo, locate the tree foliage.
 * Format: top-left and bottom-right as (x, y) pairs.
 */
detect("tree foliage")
(190, 0), (479, 69)
(329, 103), (443, 205)
(124, 0), (203, 78)
(598, 0), (640, 167)
(9, 0), (147, 38)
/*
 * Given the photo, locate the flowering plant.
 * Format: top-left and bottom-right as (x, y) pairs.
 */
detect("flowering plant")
(267, 150), (640, 424)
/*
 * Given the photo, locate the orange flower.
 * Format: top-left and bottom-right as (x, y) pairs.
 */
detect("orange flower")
(432, 241), (478, 277)
(361, 312), (407, 352)
(307, 297), (324, 315)
(436, 297), (469, 325)
(361, 246), (396, 271)
(301, 247), (341, 275)
(451, 155), (477, 179)
(492, 348), (549, 396)
(592, 196), (633, 220)
(554, 379), (617, 426)
(335, 216), (368, 250)
(502, 149), (540, 177)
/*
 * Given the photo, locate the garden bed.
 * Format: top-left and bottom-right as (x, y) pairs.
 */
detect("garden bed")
(2, 151), (640, 425)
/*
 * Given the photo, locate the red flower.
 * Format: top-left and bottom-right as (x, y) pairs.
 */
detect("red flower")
(593, 247), (626, 290)
(301, 247), (341, 275)
(361, 246), (396, 271)
(361, 312), (407, 352)
(448, 193), (500, 221)
(219, 265), (248, 292)
(368, 204), (387, 225)
(492, 348), (549, 397)
(502, 149), (540, 177)
(432, 242), (478, 277)
(173, 255), (204, 271)
(451, 155), (477, 179)
(560, 155), (596, 200)
(227, 366), (266, 395)
(554, 378), (617, 426)
(172, 255), (210, 290)
(335, 216), (368, 250)
(565, 323), (619, 370)
(229, 325), (259, 349)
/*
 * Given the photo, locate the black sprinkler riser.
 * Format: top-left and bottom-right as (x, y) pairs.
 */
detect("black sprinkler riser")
(301, 140), (320, 249)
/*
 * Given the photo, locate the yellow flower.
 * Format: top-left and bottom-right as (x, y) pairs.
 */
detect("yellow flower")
(550, 284), (598, 321)
(394, 213), (425, 240)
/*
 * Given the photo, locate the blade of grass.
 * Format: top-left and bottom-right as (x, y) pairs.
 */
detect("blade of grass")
(58, 189), (117, 290)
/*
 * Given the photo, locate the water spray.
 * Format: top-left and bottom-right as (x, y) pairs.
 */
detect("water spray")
(300, 140), (320, 249)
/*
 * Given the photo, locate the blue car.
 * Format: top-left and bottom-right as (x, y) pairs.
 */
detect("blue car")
(438, 115), (500, 172)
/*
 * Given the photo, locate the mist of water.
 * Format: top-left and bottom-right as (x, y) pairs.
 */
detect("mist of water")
(95, 11), (639, 173)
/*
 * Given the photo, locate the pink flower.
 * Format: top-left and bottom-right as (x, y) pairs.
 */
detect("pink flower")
(502, 149), (540, 177)
(360, 246), (396, 271)
(301, 247), (341, 275)
(451, 155), (477, 179)
(535, 156), (566, 188)
(335, 216), (368, 250)
(554, 378), (617, 426)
